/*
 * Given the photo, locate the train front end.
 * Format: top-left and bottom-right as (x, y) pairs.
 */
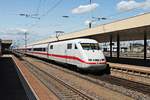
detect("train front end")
(79, 40), (109, 73)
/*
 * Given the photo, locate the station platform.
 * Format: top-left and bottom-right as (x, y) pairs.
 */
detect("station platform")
(1, 54), (149, 99)
(0, 56), (28, 100)
(0, 55), (58, 100)
(108, 62), (150, 85)
(108, 62), (150, 74)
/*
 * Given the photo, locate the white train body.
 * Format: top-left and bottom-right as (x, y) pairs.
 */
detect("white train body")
(23, 39), (107, 71)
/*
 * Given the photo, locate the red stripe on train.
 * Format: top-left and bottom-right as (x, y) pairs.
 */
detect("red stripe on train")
(29, 51), (106, 64)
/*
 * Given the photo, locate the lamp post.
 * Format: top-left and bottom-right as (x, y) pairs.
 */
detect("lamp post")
(21, 29), (28, 53)
(24, 32), (27, 52)
(62, 15), (107, 29)
(89, 17), (107, 28)
(89, 22), (92, 28)
(55, 31), (64, 41)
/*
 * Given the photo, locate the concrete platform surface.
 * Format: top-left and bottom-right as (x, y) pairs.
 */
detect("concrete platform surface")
(109, 62), (150, 74)
(0, 57), (28, 100)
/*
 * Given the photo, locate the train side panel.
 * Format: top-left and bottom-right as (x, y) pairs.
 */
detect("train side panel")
(17, 38), (109, 73)
(29, 43), (48, 59)
(48, 41), (84, 67)
(65, 41), (84, 67)
(48, 42), (66, 63)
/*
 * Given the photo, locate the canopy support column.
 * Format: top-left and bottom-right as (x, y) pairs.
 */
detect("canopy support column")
(117, 33), (120, 59)
(110, 33), (112, 58)
(144, 28), (147, 60)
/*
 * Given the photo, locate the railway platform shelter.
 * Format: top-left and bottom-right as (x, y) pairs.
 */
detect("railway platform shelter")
(1, 40), (12, 54)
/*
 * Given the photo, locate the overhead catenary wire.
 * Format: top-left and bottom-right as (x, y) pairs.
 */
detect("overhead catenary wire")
(35, 0), (42, 16)
(27, 0), (137, 28)
(26, 0), (63, 29)
(104, 7), (147, 20)
(18, 0), (43, 19)
(26, 0), (149, 33)
(40, 0), (63, 17)
(90, 7), (150, 27)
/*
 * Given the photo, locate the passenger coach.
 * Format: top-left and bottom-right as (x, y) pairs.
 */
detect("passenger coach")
(19, 39), (110, 73)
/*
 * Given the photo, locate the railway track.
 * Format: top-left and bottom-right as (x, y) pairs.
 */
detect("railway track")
(28, 56), (150, 96)
(22, 59), (95, 100)
(89, 75), (150, 96)
(21, 56), (150, 99)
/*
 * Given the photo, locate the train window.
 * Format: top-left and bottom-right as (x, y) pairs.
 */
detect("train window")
(50, 45), (53, 49)
(43, 48), (46, 51)
(33, 48), (35, 51)
(40, 48), (42, 51)
(33, 48), (43, 51)
(28, 48), (31, 51)
(37, 48), (40, 51)
(80, 43), (100, 50)
(35, 48), (37, 51)
(75, 44), (78, 49)
(67, 44), (72, 49)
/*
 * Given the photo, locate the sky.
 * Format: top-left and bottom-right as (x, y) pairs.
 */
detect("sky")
(0, 0), (149, 46)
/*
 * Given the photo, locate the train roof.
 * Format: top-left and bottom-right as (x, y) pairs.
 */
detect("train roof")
(26, 38), (97, 47)
(65, 38), (98, 43)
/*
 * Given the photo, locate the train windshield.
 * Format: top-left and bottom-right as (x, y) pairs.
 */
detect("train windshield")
(80, 43), (100, 50)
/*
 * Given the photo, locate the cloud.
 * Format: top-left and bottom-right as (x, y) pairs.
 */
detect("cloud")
(117, 0), (140, 11)
(15, 28), (28, 33)
(117, 0), (150, 12)
(143, 0), (150, 9)
(72, 3), (99, 14)
(0, 34), (21, 40)
(0, 28), (28, 35)
(0, 28), (29, 42)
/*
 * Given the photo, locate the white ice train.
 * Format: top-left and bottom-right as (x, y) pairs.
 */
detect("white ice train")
(20, 39), (110, 73)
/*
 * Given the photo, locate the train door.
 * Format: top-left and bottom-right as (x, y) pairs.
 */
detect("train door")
(48, 44), (53, 60)
(74, 43), (80, 66)
(66, 43), (72, 64)
(47, 43), (50, 58)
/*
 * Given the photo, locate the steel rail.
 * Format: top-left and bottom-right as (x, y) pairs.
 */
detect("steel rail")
(23, 58), (96, 100)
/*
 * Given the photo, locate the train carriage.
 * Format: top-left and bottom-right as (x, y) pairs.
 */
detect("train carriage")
(17, 38), (110, 73)
(29, 43), (48, 59)
(47, 39), (107, 71)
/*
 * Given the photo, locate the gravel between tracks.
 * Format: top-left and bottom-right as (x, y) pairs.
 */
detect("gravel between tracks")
(23, 57), (137, 100)
(33, 57), (150, 100)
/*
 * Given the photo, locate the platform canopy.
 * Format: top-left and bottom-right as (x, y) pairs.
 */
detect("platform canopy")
(1, 40), (12, 50)
(30, 12), (150, 45)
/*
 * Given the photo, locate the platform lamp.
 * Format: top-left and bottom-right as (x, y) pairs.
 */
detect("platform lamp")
(24, 32), (27, 52)
(89, 17), (107, 28)
(22, 30), (28, 53)
(55, 31), (64, 41)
